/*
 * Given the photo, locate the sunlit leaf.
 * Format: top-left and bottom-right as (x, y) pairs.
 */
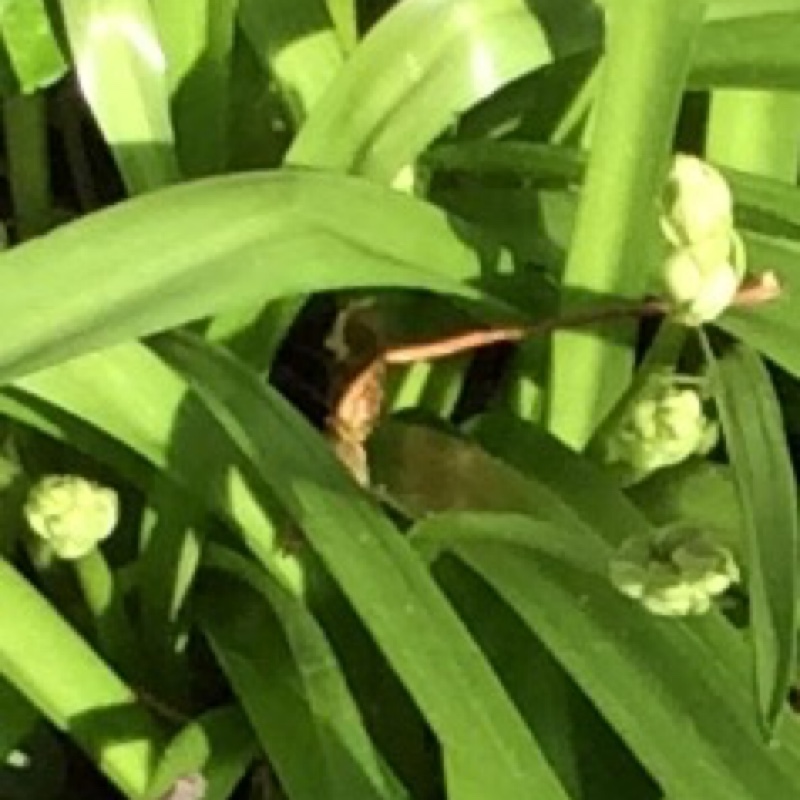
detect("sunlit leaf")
(0, 169), (514, 384)
(238, 0), (344, 123)
(152, 0), (238, 177)
(289, 0), (601, 180)
(0, 0), (65, 94)
(56, 0), (180, 192)
(145, 706), (258, 800)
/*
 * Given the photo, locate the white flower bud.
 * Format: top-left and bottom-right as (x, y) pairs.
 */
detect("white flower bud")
(663, 245), (742, 325)
(25, 475), (119, 560)
(659, 155), (745, 325)
(661, 155), (734, 248)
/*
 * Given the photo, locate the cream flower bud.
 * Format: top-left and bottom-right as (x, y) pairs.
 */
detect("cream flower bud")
(661, 155), (734, 248)
(25, 475), (119, 560)
(663, 243), (742, 325)
(600, 373), (718, 485)
(659, 155), (745, 325)
(610, 525), (739, 617)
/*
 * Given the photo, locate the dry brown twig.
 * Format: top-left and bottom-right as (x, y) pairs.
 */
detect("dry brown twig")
(327, 272), (782, 484)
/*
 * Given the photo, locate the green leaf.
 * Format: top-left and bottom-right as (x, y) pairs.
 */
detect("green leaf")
(0, 558), (166, 797)
(56, 0), (181, 193)
(145, 705), (258, 800)
(414, 512), (800, 800)
(0, 0), (65, 94)
(717, 235), (800, 379)
(238, 0), (344, 124)
(154, 331), (570, 800)
(428, 554), (656, 800)
(0, 169), (509, 384)
(152, 0), (238, 177)
(627, 460), (744, 555)
(0, 678), (38, 758)
(289, 0), (601, 179)
(472, 411), (650, 547)
(703, 338), (798, 735)
(198, 546), (404, 800)
(692, 12), (800, 89)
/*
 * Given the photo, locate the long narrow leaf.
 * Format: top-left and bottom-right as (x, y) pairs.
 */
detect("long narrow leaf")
(198, 546), (404, 800)
(0, 170), (509, 384)
(145, 705), (257, 800)
(0, 0), (65, 93)
(56, 0), (180, 192)
(152, 0), (238, 177)
(703, 338), (798, 734)
(238, 0), (343, 123)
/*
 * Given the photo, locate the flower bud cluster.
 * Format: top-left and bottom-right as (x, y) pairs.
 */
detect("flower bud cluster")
(599, 371), (717, 485)
(24, 475), (118, 560)
(610, 524), (739, 616)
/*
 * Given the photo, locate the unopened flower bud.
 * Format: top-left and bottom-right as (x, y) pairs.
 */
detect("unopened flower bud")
(661, 155), (734, 248)
(601, 373), (717, 485)
(663, 245), (742, 325)
(659, 155), (745, 325)
(24, 475), (119, 560)
(610, 524), (739, 617)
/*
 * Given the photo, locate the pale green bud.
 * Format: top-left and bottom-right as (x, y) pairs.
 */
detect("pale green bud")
(659, 156), (745, 325)
(601, 374), (718, 484)
(610, 525), (740, 617)
(25, 475), (119, 560)
(663, 244), (742, 325)
(661, 155), (733, 248)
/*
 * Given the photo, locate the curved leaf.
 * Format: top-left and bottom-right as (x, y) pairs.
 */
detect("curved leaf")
(0, 169), (512, 384)
(238, 0), (344, 124)
(289, 0), (601, 179)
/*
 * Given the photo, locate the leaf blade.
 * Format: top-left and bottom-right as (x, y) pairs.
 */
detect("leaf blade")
(703, 339), (798, 734)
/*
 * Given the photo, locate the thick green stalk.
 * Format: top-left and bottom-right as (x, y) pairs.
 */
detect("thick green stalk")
(547, 0), (707, 448)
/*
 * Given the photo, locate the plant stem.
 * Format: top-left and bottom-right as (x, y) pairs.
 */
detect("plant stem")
(3, 93), (51, 240)
(74, 549), (144, 682)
